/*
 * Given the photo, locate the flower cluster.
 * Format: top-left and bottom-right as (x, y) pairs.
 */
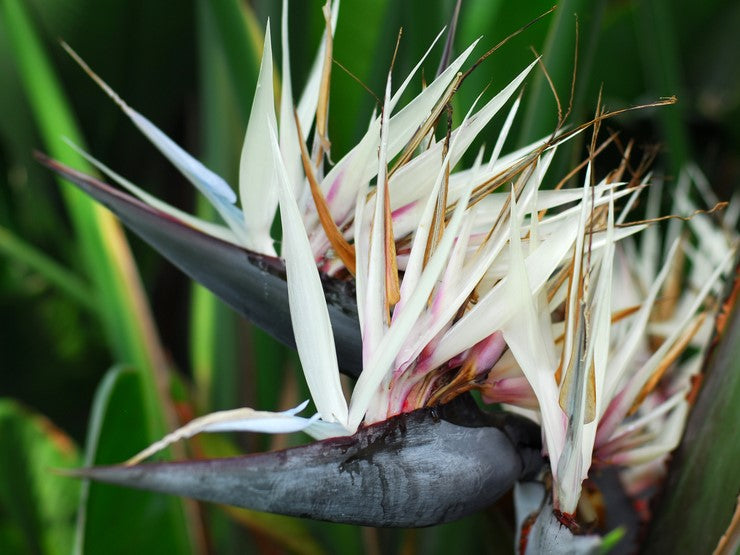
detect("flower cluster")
(66, 0), (737, 523)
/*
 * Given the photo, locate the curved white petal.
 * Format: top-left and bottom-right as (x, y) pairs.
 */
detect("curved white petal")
(268, 121), (349, 428)
(239, 22), (279, 255)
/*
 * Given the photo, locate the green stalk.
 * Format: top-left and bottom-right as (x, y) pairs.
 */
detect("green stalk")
(517, 0), (594, 147)
(204, 0), (265, 125)
(634, 0), (691, 175)
(192, 0), (246, 411)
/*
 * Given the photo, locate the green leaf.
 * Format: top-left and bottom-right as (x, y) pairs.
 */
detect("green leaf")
(76, 367), (196, 555)
(202, 0), (263, 125)
(634, 0), (691, 174)
(0, 225), (97, 313)
(330, 0), (391, 155)
(0, 399), (80, 555)
(2, 12), (202, 549)
(517, 0), (601, 147)
(192, 0), (251, 413)
(0, 0), (172, 441)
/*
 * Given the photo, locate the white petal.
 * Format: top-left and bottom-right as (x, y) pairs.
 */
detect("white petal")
(579, 191), (616, 474)
(267, 122), (349, 427)
(601, 238), (681, 405)
(387, 59), (538, 212)
(487, 93), (521, 172)
(610, 401), (689, 466)
(239, 22), (279, 255)
(353, 178), (371, 335)
(348, 146), (483, 430)
(604, 388), (687, 450)
(430, 204), (581, 369)
(61, 44), (251, 243)
(279, 0), (303, 199)
(395, 93), (487, 313)
(127, 111), (237, 205)
(599, 246), (735, 442)
(558, 165), (592, 397)
(499, 191), (565, 479)
(126, 401), (317, 465)
(317, 36), (479, 228)
(64, 139), (241, 246)
(362, 74), (394, 365)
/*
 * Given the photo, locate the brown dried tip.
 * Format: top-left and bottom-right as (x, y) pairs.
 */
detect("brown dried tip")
(293, 110), (356, 274)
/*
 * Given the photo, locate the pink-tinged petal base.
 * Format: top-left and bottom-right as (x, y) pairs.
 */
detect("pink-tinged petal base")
(482, 377), (539, 410)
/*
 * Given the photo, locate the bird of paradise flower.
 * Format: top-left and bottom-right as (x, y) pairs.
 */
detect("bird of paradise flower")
(42, 0), (737, 547)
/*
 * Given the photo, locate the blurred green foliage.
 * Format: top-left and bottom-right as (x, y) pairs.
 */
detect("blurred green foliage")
(0, 0), (737, 553)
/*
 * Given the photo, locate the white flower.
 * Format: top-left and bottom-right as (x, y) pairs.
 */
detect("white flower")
(66, 0), (737, 521)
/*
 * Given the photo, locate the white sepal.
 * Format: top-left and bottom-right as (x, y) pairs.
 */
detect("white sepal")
(268, 121), (349, 428)
(125, 401), (318, 465)
(64, 138), (241, 246)
(239, 22), (279, 255)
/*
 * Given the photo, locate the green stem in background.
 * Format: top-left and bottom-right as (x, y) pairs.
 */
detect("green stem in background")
(517, 0), (593, 148)
(204, 0), (265, 125)
(0, 225), (98, 313)
(192, 0), (246, 412)
(634, 0), (691, 176)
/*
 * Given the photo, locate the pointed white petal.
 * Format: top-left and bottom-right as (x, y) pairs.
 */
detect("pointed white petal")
(126, 401), (318, 465)
(499, 191), (565, 480)
(61, 44), (253, 244)
(317, 36), (479, 228)
(239, 23), (279, 255)
(295, 0), (340, 133)
(599, 246), (735, 442)
(353, 180), (371, 335)
(429, 203), (581, 369)
(602, 388), (687, 452)
(487, 93), (521, 171)
(601, 238), (681, 405)
(64, 139), (241, 245)
(362, 74), (394, 365)
(395, 94), (486, 312)
(559, 166), (592, 397)
(278, 0), (304, 199)
(348, 146), (482, 430)
(268, 122), (349, 427)
(388, 59), (538, 212)
(579, 192), (616, 472)
(127, 110), (238, 204)
(609, 401), (689, 466)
